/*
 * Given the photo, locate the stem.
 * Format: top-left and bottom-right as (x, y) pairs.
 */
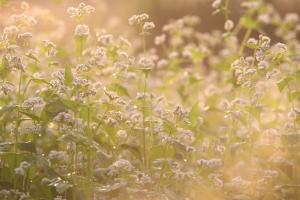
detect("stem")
(142, 72), (148, 172)
(13, 70), (23, 190)
(86, 80), (93, 200)
(224, 0), (230, 21)
(238, 28), (252, 56)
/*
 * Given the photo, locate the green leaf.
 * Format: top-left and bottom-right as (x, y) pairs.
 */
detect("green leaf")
(41, 99), (68, 121)
(0, 142), (36, 153)
(241, 16), (258, 29)
(119, 143), (142, 161)
(277, 76), (294, 92)
(19, 110), (41, 121)
(163, 118), (177, 133)
(0, 105), (16, 118)
(0, 56), (10, 78)
(108, 83), (129, 97)
(289, 91), (300, 101)
(31, 78), (50, 85)
(64, 65), (73, 86)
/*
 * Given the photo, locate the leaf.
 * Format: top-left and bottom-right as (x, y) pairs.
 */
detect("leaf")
(241, 16), (258, 29)
(277, 76), (293, 92)
(107, 83), (129, 97)
(119, 143), (142, 161)
(64, 65), (73, 86)
(19, 110), (41, 121)
(245, 105), (261, 121)
(31, 78), (50, 85)
(0, 56), (10, 78)
(41, 99), (68, 121)
(0, 105), (16, 118)
(61, 99), (81, 111)
(58, 134), (101, 151)
(0, 142), (36, 153)
(163, 118), (176, 133)
(288, 91), (300, 101)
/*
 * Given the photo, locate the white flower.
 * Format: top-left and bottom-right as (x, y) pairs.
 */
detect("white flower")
(143, 21), (155, 31)
(15, 167), (25, 176)
(138, 56), (154, 71)
(224, 20), (234, 31)
(116, 130), (128, 139)
(128, 13), (149, 25)
(212, 0), (222, 8)
(154, 34), (166, 45)
(74, 24), (90, 36)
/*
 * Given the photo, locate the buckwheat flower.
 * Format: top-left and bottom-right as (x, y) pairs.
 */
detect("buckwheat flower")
(74, 24), (89, 37)
(241, 1), (260, 9)
(257, 61), (269, 70)
(53, 112), (73, 124)
(154, 34), (166, 45)
(114, 159), (134, 170)
(0, 190), (10, 198)
(247, 38), (258, 49)
(168, 51), (179, 59)
(67, 2), (95, 20)
(18, 121), (41, 135)
(22, 97), (45, 109)
(48, 150), (69, 162)
(116, 130), (128, 139)
(177, 128), (194, 145)
(143, 21), (155, 31)
(157, 59), (169, 69)
(10, 56), (25, 71)
(212, 0), (222, 8)
(224, 20), (234, 31)
(97, 34), (114, 45)
(0, 81), (14, 95)
(54, 196), (66, 200)
(259, 35), (271, 50)
(76, 63), (90, 72)
(20, 161), (31, 169)
(128, 13), (149, 25)
(285, 13), (299, 24)
(41, 177), (51, 185)
(274, 42), (288, 53)
(15, 167), (25, 176)
(3, 26), (19, 39)
(138, 56), (154, 71)
(207, 158), (224, 168)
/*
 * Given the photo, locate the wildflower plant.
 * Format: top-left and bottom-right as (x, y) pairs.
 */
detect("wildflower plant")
(0, 0), (300, 200)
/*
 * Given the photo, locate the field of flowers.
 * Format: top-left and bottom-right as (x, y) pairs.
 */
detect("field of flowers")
(0, 0), (300, 199)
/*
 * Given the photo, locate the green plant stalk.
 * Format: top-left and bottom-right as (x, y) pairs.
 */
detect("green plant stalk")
(142, 72), (148, 172)
(287, 84), (299, 200)
(86, 86), (93, 200)
(157, 141), (169, 191)
(13, 70), (23, 190)
(141, 30), (149, 172)
(224, 0), (230, 20)
(238, 28), (252, 56)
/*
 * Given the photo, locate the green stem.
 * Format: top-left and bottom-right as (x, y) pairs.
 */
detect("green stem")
(238, 28), (252, 56)
(142, 72), (148, 172)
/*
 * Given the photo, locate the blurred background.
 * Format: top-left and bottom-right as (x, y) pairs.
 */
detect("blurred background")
(0, 0), (300, 43)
